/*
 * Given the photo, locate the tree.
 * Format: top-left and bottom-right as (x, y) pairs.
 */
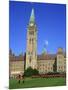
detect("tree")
(33, 69), (39, 75)
(24, 67), (33, 77)
(24, 67), (39, 77)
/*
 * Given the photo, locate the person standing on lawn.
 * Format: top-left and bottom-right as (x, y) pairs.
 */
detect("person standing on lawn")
(18, 74), (21, 84)
(22, 74), (25, 83)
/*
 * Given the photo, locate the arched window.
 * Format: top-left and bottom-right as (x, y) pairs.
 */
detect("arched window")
(29, 56), (31, 63)
(32, 38), (34, 44)
(29, 38), (31, 43)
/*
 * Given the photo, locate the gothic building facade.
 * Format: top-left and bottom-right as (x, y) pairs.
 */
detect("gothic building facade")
(9, 9), (66, 77)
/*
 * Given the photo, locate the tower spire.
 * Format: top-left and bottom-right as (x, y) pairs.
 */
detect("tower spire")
(30, 8), (35, 22)
(26, 8), (37, 69)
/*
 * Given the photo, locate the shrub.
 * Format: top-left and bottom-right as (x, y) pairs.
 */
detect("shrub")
(33, 69), (39, 75)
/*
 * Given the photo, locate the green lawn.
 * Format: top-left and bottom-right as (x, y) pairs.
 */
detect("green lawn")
(9, 77), (66, 89)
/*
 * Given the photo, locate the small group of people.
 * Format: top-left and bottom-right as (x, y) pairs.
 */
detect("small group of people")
(17, 74), (25, 84)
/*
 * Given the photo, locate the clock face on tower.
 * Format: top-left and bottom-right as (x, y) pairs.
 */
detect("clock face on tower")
(30, 23), (34, 26)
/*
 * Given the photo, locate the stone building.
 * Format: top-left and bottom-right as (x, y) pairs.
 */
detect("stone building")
(9, 8), (66, 77)
(9, 48), (66, 77)
(57, 48), (66, 73)
(9, 50), (24, 78)
(37, 48), (66, 74)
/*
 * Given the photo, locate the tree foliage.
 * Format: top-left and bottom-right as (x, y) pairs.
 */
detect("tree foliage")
(24, 67), (39, 77)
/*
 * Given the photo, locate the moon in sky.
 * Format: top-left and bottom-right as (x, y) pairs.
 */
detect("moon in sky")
(45, 40), (48, 46)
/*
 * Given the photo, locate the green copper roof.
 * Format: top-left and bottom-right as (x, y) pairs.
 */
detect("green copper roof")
(30, 8), (35, 22)
(42, 47), (47, 55)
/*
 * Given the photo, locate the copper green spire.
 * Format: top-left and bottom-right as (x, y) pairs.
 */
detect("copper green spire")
(42, 47), (47, 55)
(30, 8), (35, 22)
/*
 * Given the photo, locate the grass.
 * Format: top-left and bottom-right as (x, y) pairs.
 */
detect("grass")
(9, 77), (66, 89)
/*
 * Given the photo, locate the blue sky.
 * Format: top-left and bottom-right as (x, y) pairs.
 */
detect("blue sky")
(9, 1), (66, 55)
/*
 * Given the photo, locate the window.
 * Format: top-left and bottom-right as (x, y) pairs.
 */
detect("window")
(51, 67), (52, 70)
(29, 38), (31, 43)
(29, 31), (34, 35)
(48, 67), (50, 70)
(29, 56), (31, 63)
(59, 66), (60, 69)
(64, 66), (66, 69)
